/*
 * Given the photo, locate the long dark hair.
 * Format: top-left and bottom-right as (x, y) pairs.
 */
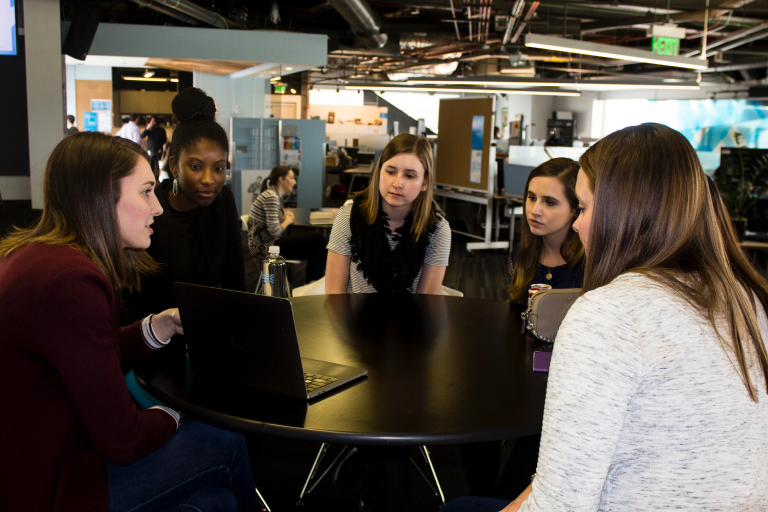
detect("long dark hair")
(169, 87), (229, 161)
(508, 158), (583, 302)
(261, 166), (292, 193)
(580, 122), (768, 401)
(0, 132), (157, 291)
(357, 134), (438, 242)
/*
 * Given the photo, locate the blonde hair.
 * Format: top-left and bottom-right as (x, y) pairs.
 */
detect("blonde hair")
(0, 132), (157, 292)
(580, 123), (768, 401)
(357, 134), (439, 241)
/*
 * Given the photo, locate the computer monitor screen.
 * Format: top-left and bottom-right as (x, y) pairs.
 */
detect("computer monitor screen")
(1, 0), (17, 56)
(503, 163), (535, 198)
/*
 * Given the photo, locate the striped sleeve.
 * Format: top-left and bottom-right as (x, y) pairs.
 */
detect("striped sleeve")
(148, 405), (181, 428)
(140, 314), (171, 350)
(250, 190), (285, 239)
(424, 216), (451, 267)
(327, 203), (354, 257)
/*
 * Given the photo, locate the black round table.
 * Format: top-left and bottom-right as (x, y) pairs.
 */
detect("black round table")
(134, 294), (550, 446)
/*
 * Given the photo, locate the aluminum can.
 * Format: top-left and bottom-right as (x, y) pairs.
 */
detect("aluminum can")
(528, 283), (552, 307)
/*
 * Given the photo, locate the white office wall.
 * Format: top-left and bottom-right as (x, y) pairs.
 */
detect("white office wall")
(194, 72), (268, 137)
(73, 65), (112, 80)
(552, 91), (598, 140)
(24, 0), (64, 208)
(495, 93), (533, 141)
(65, 65), (77, 118)
(530, 96), (554, 141)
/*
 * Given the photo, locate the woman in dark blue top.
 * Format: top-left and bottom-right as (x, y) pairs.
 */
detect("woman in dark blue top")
(508, 158), (584, 303)
(462, 158), (585, 500)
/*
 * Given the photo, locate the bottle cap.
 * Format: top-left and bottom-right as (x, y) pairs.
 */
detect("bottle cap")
(268, 246), (280, 255)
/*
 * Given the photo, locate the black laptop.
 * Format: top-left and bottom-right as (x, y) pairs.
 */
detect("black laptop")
(173, 282), (368, 399)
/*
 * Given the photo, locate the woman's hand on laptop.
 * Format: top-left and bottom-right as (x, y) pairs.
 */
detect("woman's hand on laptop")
(153, 308), (184, 342)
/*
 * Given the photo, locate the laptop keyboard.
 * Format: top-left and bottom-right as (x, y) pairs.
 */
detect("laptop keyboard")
(304, 372), (339, 393)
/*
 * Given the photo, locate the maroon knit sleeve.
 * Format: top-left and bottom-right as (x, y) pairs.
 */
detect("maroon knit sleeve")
(33, 266), (176, 466)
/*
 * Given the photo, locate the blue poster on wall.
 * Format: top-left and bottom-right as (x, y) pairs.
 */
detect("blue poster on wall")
(0, 0), (17, 56)
(83, 112), (98, 132)
(470, 115), (484, 184)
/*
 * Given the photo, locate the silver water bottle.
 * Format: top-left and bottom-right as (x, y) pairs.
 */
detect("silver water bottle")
(262, 246), (291, 297)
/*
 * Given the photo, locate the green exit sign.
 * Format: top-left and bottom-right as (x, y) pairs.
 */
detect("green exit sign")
(652, 36), (680, 56)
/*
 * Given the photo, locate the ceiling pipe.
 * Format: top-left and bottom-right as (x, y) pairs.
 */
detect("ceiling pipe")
(133, 0), (244, 29)
(686, 20), (768, 57)
(701, 58), (768, 72)
(129, 0), (200, 25)
(328, 0), (388, 49)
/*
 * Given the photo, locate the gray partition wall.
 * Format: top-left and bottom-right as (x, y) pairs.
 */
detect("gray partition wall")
(231, 118), (326, 213)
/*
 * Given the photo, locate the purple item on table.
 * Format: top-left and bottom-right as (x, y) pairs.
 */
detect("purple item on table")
(533, 351), (552, 373)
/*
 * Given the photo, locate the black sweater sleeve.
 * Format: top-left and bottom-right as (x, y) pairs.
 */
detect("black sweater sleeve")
(221, 186), (246, 292)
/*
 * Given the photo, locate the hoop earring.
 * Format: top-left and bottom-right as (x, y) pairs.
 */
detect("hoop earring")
(173, 178), (178, 196)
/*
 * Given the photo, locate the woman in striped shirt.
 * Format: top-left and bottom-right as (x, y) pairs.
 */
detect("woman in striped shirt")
(248, 166), (327, 282)
(325, 133), (451, 294)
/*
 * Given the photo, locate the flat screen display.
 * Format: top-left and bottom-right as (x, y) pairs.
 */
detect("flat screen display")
(1, 0), (16, 56)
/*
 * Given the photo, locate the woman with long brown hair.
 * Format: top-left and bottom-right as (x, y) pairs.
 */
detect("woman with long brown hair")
(508, 157), (583, 303)
(445, 123), (768, 511)
(0, 132), (260, 512)
(326, 133), (451, 294)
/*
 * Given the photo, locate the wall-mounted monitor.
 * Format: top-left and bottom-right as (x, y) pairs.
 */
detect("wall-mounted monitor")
(1, 0), (17, 56)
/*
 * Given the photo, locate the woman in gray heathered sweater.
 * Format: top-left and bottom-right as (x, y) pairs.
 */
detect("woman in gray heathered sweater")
(445, 123), (768, 512)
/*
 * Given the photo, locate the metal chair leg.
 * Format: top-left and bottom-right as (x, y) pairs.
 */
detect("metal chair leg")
(419, 446), (445, 505)
(255, 486), (271, 511)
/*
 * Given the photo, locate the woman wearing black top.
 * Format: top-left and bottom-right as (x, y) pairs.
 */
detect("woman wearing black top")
(122, 88), (245, 324)
(508, 157), (584, 301)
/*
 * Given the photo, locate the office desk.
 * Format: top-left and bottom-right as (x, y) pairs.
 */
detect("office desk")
(286, 207), (338, 229)
(344, 165), (373, 199)
(134, 294), (548, 446)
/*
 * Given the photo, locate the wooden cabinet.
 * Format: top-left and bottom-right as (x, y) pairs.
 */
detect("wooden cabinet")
(120, 91), (141, 113)
(139, 92), (158, 113)
(158, 91), (175, 113)
(117, 90), (175, 115)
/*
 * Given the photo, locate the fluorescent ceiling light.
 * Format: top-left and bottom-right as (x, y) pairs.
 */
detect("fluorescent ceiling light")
(407, 77), (700, 90)
(345, 85), (581, 97)
(524, 34), (708, 70)
(122, 76), (171, 82)
(499, 67), (536, 77)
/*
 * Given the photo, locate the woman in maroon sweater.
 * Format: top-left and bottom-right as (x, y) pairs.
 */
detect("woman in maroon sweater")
(0, 133), (259, 512)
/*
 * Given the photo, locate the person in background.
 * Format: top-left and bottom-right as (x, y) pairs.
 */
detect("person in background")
(248, 165), (327, 283)
(65, 114), (79, 136)
(444, 122), (768, 512)
(141, 115), (168, 178)
(116, 113), (142, 144)
(122, 88), (244, 325)
(326, 133), (451, 294)
(0, 132), (260, 512)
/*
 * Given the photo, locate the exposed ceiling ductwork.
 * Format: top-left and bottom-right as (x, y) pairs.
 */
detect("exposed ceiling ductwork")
(128, 0), (243, 29)
(328, 0), (388, 49)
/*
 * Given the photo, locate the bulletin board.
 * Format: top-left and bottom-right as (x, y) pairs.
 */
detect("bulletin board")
(435, 97), (495, 192)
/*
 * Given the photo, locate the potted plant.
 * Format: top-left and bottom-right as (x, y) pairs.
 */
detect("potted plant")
(715, 133), (768, 238)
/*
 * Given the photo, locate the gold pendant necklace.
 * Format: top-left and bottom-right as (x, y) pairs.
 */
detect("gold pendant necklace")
(545, 267), (553, 280)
